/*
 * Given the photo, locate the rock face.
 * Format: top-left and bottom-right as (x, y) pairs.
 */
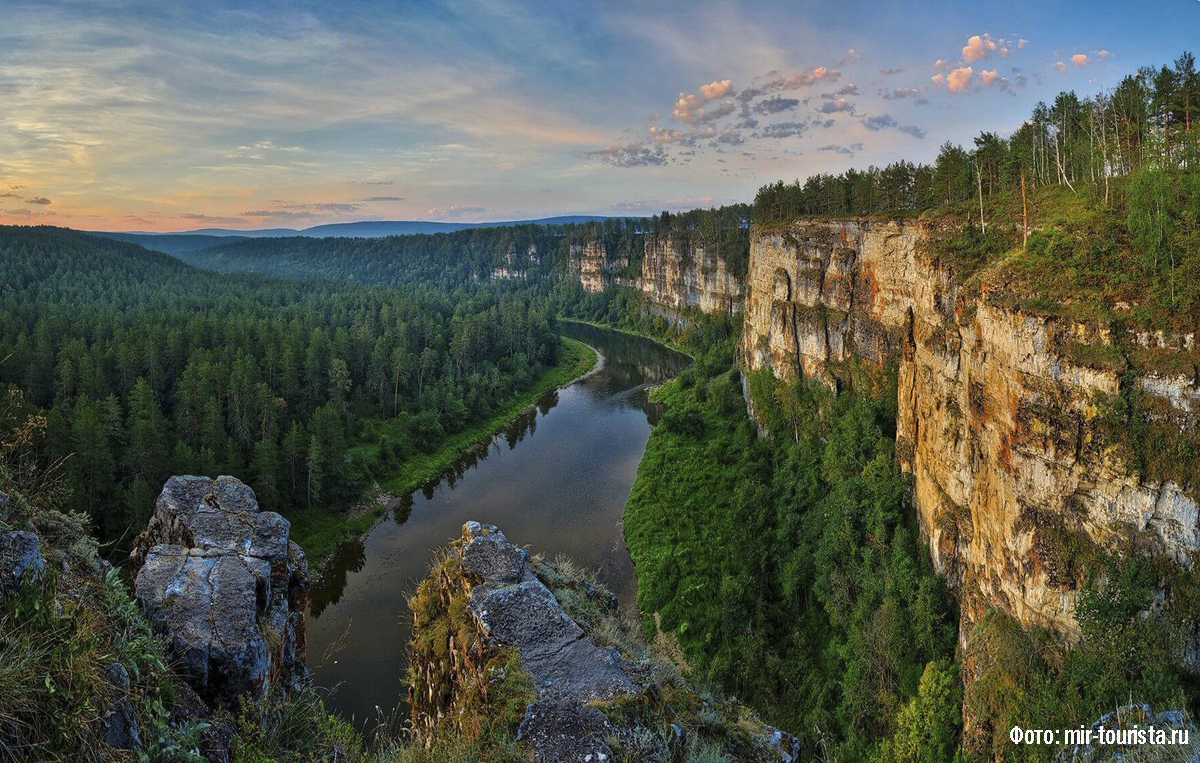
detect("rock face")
(101, 663), (141, 750)
(640, 233), (743, 314)
(461, 521), (636, 762)
(0, 529), (44, 593)
(568, 240), (609, 293)
(410, 522), (804, 761)
(743, 220), (1200, 647)
(493, 243), (540, 281)
(132, 476), (308, 709)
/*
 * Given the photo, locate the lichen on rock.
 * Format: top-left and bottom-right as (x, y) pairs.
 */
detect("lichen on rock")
(131, 475), (308, 710)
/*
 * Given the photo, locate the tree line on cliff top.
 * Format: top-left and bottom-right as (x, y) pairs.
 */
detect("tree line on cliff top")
(753, 50), (1199, 221)
(752, 51), (1200, 326)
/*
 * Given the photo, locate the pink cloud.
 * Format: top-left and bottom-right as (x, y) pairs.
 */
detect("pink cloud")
(1018, 38), (1028, 49)
(1096, 49), (1112, 60)
(698, 79), (732, 100)
(931, 73), (946, 85)
(673, 92), (700, 122)
(1071, 53), (1089, 67)
(947, 66), (974, 93)
(1054, 61), (1067, 73)
(934, 58), (949, 69)
(980, 69), (1000, 86)
(962, 35), (997, 63)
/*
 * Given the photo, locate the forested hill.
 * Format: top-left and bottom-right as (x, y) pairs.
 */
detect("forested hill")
(88, 231), (251, 255)
(174, 225), (572, 288)
(0, 225), (562, 552)
(169, 207), (752, 290)
(5, 225), (199, 279)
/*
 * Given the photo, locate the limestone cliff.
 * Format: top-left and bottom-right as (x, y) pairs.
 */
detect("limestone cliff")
(742, 220), (1200, 649)
(564, 233), (745, 313)
(567, 240), (608, 293)
(492, 243), (540, 280)
(640, 233), (743, 314)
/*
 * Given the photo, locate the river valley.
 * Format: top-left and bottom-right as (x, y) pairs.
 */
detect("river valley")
(305, 322), (691, 725)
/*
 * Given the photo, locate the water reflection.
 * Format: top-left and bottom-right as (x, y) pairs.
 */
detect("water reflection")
(308, 538), (365, 618)
(305, 321), (690, 726)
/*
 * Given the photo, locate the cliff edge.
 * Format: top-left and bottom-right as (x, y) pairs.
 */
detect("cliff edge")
(742, 218), (1200, 653)
(407, 521), (803, 763)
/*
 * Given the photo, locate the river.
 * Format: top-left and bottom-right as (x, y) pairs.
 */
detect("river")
(305, 321), (691, 725)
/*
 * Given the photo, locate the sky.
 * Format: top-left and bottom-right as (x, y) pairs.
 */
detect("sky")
(0, 0), (1197, 232)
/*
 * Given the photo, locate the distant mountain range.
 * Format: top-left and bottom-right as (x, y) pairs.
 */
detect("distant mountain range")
(87, 216), (616, 255)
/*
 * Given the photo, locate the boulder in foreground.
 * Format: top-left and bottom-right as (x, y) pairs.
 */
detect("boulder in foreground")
(131, 475), (308, 709)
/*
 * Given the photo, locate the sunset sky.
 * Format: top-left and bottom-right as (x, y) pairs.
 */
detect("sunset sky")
(1, 0), (1196, 231)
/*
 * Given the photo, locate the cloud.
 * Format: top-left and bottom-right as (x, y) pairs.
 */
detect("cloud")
(861, 114), (925, 138)
(839, 49), (862, 65)
(586, 141), (668, 167)
(862, 114), (897, 131)
(362, 196), (405, 202)
(673, 92), (735, 124)
(363, 179), (395, 186)
(886, 87), (924, 100)
(1071, 53), (1089, 67)
(962, 35), (997, 63)
(26, 196), (51, 205)
(947, 66), (973, 92)
(427, 205), (485, 218)
(672, 92), (700, 122)
(735, 116), (759, 129)
(931, 73), (946, 86)
(649, 126), (696, 145)
(701, 100), (737, 123)
(0, 192), (19, 199)
(980, 70), (1000, 86)
(713, 127), (745, 146)
(934, 59), (949, 69)
(738, 66), (841, 104)
(915, 98), (930, 106)
(879, 67), (904, 76)
(230, 139), (307, 159)
(819, 98), (855, 114)
(817, 143), (862, 156)
(698, 79), (733, 100)
(753, 96), (800, 115)
(1018, 38), (1028, 49)
(1054, 61), (1067, 73)
(242, 201), (365, 220)
(1095, 49), (1112, 60)
(308, 202), (364, 213)
(755, 121), (809, 140)
(178, 212), (244, 224)
(825, 83), (859, 97)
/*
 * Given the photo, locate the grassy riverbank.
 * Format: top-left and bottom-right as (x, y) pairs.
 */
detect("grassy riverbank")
(558, 316), (693, 357)
(287, 336), (598, 567)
